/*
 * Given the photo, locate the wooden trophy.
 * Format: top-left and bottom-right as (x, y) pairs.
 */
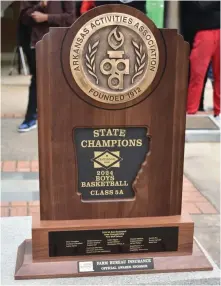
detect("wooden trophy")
(15, 5), (212, 279)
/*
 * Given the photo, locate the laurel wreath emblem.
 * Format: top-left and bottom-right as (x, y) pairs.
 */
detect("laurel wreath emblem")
(86, 40), (99, 84)
(132, 40), (146, 84)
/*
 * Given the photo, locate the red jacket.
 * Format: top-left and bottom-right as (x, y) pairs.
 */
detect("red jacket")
(80, 1), (95, 14)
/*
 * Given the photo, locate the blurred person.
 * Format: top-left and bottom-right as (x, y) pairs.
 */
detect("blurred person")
(80, 0), (146, 14)
(18, 1), (76, 132)
(180, 2), (215, 113)
(186, 1), (220, 118)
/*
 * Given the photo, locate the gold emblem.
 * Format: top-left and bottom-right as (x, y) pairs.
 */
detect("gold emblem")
(70, 13), (159, 104)
(92, 150), (123, 169)
(100, 27), (129, 90)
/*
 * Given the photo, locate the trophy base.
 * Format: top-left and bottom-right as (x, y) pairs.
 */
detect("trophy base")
(15, 238), (212, 279)
(14, 214), (212, 279)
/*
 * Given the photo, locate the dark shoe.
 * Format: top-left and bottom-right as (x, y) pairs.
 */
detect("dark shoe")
(198, 106), (204, 112)
(18, 119), (37, 133)
(214, 114), (220, 125)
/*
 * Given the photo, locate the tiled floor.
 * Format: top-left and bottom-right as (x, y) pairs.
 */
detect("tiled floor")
(0, 161), (218, 217)
(1, 160), (39, 172)
(1, 112), (25, 118)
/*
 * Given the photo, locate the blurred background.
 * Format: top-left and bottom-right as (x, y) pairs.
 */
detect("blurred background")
(0, 1), (193, 63)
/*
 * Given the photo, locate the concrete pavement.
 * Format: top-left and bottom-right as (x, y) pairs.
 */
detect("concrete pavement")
(184, 143), (220, 266)
(1, 119), (38, 160)
(184, 143), (220, 212)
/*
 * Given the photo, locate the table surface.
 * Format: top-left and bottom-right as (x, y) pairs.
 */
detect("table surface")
(1, 216), (220, 285)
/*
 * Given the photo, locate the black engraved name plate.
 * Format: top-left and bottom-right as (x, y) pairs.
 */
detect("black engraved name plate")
(73, 127), (150, 201)
(49, 227), (178, 257)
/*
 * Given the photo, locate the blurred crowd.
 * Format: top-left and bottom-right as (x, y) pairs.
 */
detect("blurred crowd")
(16, 1), (220, 132)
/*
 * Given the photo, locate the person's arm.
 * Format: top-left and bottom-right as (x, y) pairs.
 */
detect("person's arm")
(20, 1), (45, 25)
(47, 1), (76, 27)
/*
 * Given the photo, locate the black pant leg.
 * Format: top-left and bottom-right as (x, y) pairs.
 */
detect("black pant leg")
(199, 77), (206, 110)
(25, 49), (37, 121)
(22, 43), (33, 75)
(199, 65), (210, 111)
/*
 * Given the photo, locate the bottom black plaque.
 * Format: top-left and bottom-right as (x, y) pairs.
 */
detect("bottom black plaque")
(78, 258), (154, 273)
(49, 227), (178, 257)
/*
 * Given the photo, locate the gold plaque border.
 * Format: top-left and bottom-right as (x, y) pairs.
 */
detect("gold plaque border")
(70, 13), (159, 105)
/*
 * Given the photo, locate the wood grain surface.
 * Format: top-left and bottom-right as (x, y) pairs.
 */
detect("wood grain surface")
(31, 214), (193, 261)
(14, 239), (212, 280)
(36, 5), (189, 220)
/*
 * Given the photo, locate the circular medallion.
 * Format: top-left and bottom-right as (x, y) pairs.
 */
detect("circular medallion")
(70, 13), (159, 105)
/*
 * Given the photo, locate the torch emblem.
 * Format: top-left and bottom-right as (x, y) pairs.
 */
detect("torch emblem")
(70, 13), (160, 105)
(100, 27), (129, 90)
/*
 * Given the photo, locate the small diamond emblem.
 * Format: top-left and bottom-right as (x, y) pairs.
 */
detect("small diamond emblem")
(91, 150), (123, 169)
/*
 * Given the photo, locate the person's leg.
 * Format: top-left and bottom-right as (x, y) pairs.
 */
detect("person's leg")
(25, 49), (37, 121)
(187, 31), (214, 114)
(198, 73), (207, 111)
(211, 30), (220, 116)
(22, 43), (33, 74)
(18, 49), (37, 132)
